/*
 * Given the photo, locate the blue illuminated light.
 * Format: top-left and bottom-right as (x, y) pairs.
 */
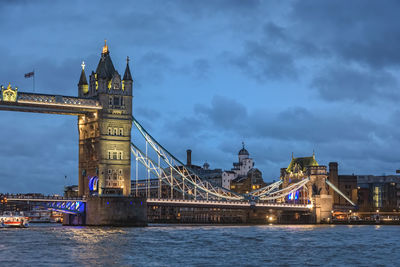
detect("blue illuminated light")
(89, 176), (99, 192)
(289, 191), (299, 201)
(106, 202), (109, 205)
(78, 202), (85, 213)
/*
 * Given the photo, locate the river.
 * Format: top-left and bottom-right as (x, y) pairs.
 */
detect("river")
(1, 224), (398, 266)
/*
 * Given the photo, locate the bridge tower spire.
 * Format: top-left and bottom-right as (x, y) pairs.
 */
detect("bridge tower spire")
(78, 61), (88, 96)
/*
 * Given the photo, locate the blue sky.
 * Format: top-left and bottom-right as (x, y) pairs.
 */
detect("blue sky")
(1, 0), (400, 194)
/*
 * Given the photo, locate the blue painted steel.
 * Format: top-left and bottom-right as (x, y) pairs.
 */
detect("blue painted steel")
(45, 200), (85, 214)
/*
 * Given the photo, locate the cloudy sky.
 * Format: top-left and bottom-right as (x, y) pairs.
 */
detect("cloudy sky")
(1, 0), (400, 194)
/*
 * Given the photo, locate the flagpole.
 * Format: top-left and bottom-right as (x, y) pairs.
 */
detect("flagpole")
(33, 68), (35, 92)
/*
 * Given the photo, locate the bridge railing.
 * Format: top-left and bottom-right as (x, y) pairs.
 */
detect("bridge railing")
(3, 194), (85, 202)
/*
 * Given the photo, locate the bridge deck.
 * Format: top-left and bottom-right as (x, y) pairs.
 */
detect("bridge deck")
(0, 92), (101, 115)
(147, 198), (311, 211)
(4, 196), (311, 211)
(5, 195), (86, 202)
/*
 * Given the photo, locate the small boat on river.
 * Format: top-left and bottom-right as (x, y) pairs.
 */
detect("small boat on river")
(0, 212), (29, 228)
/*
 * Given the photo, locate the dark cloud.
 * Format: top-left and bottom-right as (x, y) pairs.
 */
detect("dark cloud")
(160, 94), (400, 179)
(226, 41), (298, 81)
(195, 96), (379, 143)
(291, 0), (400, 68)
(171, 0), (262, 17)
(312, 66), (400, 103)
(194, 95), (247, 130)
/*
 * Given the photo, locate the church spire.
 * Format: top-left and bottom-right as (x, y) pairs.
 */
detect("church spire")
(123, 56), (133, 81)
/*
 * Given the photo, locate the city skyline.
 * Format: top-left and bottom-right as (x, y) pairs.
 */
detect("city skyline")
(1, 0), (400, 194)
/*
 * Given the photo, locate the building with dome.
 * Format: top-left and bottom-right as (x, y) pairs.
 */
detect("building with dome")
(222, 143), (266, 193)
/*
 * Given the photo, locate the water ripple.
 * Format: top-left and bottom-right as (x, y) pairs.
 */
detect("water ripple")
(0, 224), (399, 266)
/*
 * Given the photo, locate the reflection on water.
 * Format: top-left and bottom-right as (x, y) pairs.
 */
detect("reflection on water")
(1, 224), (399, 266)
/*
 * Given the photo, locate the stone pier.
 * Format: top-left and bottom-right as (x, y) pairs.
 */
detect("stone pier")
(63, 196), (147, 226)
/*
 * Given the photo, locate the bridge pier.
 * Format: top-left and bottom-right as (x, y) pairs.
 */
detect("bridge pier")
(63, 196), (147, 226)
(313, 195), (333, 223)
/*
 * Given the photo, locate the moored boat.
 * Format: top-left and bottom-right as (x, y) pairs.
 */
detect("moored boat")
(0, 212), (29, 228)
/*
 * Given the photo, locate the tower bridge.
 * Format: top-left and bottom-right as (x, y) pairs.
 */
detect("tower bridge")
(0, 42), (354, 225)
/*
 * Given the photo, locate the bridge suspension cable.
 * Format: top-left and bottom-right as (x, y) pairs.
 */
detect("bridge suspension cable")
(259, 178), (311, 201)
(325, 179), (356, 206)
(131, 116), (245, 201)
(248, 180), (282, 197)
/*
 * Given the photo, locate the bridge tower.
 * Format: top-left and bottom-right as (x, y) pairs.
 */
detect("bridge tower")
(77, 41), (133, 197)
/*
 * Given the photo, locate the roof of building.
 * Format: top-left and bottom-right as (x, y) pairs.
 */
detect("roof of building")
(123, 57), (133, 81)
(96, 41), (116, 80)
(232, 175), (247, 183)
(78, 68), (88, 86)
(247, 168), (262, 176)
(286, 154), (319, 173)
(238, 142), (249, 156)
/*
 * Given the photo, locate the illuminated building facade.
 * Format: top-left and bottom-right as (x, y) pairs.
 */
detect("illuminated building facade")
(357, 175), (400, 211)
(222, 144), (266, 193)
(281, 153), (329, 204)
(77, 41), (133, 196)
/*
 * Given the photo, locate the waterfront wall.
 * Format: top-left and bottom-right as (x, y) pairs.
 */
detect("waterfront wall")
(147, 206), (315, 224)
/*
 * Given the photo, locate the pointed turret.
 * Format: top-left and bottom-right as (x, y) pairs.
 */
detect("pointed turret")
(123, 56), (133, 81)
(78, 61), (89, 95)
(122, 56), (133, 95)
(96, 40), (116, 80)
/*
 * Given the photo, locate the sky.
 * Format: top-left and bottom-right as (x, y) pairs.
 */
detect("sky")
(1, 0), (400, 194)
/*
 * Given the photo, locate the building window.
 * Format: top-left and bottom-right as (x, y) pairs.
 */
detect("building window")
(113, 152), (118, 160)
(119, 128), (123, 136)
(119, 152), (123, 160)
(113, 96), (120, 106)
(108, 151), (112, 159)
(109, 97), (113, 106)
(108, 127), (112, 135)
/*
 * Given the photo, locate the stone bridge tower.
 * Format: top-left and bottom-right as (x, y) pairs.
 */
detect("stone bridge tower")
(77, 41), (133, 197)
(281, 153), (333, 223)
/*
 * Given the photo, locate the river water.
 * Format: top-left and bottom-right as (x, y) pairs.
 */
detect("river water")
(0, 224), (398, 266)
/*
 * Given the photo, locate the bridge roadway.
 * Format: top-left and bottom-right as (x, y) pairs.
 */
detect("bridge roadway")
(147, 198), (311, 211)
(4, 195), (311, 211)
(0, 92), (102, 115)
(5, 195), (86, 202)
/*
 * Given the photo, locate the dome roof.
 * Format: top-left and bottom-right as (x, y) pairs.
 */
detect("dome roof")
(238, 142), (249, 156)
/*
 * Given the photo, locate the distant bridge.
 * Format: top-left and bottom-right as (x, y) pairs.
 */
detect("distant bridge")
(4, 195), (85, 215)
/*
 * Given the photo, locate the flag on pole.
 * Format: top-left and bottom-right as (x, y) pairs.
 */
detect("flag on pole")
(24, 71), (34, 78)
